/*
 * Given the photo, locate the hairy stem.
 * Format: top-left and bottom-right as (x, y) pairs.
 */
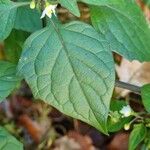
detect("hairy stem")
(115, 80), (141, 94)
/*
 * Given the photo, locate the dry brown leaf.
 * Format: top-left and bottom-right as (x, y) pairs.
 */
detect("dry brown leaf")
(53, 131), (95, 150)
(116, 59), (150, 96)
(53, 136), (81, 150)
(107, 132), (129, 150)
(137, 0), (150, 21)
(19, 114), (42, 143)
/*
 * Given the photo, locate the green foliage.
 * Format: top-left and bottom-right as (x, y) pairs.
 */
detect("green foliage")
(0, 1), (17, 41)
(14, 6), (42, 32)
(78, 0), (120, 5)
(141, 84), (150, 113)
(143, 0), (150, 7)
(0, 127), (23, 150)
(0, 61), (21, 102)
(0, 0), (30, 41)
(0, 0), (150, 146)
(17, 20), (115, 134)
(4, 29), (30, 63)
(59, 0), (80, 17)
(129, 124), (147, 150)
(90, 0), (150, 61)
(107, 100), (132, 132)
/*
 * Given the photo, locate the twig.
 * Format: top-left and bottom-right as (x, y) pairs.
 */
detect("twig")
(115, 80), (141, 94)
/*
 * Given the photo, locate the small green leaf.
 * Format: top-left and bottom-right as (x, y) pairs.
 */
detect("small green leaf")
(0, 1), (17, 41)
(0, 61), (21, 101)
(78, 0), (120, 5)
(141, 84), (150, 113)
(142, 0), (150, 7)
(110, 99), (127, 110)
(0, 127), (23, 150)
(0, 0), (29, 41)
(90, 0), (150, 61)
(14, 6), (42, 32)
(129, 124), (147, 150)
(18, 21), (115, 134)
(59, 0), (80, 17)
(4, 29), (30, 63)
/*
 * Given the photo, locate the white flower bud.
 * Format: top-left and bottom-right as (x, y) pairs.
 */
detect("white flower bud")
(124, 123), (130, 130)
(30, 1), (35, 9)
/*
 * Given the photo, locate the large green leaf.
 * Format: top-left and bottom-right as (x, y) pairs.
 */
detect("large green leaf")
(0, 127), (23, 150)
(0, 61), (21, 101)
(59, 0), (80, 17)
(141, 84), (150, 113)
(18, 21), (115, 134)
(0, 0), (29, 41)
(90, 0), (150, 61)
(129, 124), (147, 150)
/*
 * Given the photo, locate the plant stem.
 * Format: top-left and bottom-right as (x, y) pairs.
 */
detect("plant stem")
(115, 80), (141, 94)
(15, 2), (30, 7)
(41, 0), (46, 27)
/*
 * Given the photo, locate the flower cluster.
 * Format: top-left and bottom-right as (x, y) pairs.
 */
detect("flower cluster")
(40, 4), (57, 19)
(30, 0), (57, 19)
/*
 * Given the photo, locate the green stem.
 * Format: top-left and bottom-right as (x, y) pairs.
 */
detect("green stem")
(15, 2), (30, 7)
(115, 80), (141, 95)
(41, 0), (47, 27)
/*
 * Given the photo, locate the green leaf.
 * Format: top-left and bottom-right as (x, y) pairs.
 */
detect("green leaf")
(110, 99), (127, 110)
(0, 1), (17, 41)
(14, 6), (42, 32)
(59, 0), (80, 17)
(0, 61), (21, 101)
(108, 100), (131, 132)
(141, 84), (150, 113)
(0, 0), (29, 41)
(129, 124), (147, 150)
(90, 0), (150, 61)
(78, 0), (120, 5)
(18, 21), (115, 134)
(0, 127), (23, 150)
(4, 29), (30, 63)
(142, 0), (150, 7)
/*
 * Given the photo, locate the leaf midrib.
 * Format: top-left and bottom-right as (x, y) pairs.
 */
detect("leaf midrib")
(49, 20), (107, 129)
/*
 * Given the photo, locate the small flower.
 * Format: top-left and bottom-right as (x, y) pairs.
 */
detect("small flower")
(30, 0), (36, 9)
(40, 4), (57, 19)
(120, 105), (132, 117)
(124, 123), (130, 130)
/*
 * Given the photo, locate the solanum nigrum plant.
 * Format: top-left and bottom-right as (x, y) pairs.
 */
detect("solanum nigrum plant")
(0, 0), (150, 149)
